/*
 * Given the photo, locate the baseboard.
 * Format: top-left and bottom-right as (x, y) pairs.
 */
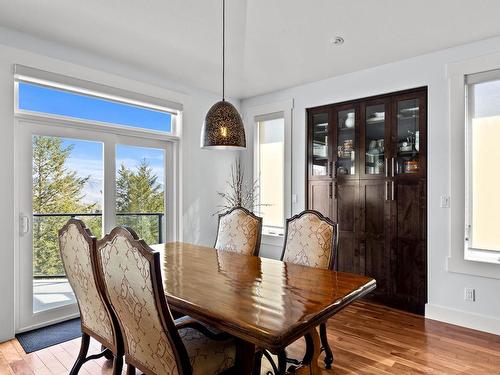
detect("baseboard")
(425, 303), (500, 335)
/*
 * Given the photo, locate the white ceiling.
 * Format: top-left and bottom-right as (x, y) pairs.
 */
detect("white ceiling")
(1, 0), (500, 98)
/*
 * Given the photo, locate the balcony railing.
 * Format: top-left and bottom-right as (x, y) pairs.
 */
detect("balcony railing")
(32, 212), (164, 279)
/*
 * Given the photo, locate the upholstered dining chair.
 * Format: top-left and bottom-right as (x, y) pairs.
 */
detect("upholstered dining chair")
(96, 226), (237, 375)
(263, 210), (338, 372)
(58, 219), (123, 375)
(214, 206), (262, 256)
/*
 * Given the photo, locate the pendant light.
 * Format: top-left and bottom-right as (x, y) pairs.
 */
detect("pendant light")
(200, 0), (246, 149)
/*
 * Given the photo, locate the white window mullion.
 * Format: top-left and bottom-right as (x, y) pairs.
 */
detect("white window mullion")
(103, 138), (117, 234)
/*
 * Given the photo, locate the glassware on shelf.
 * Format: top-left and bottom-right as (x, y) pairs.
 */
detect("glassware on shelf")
(396, 99), (420, 174)
(365, 104), (386, 175)
(337, 109), (356, 176)
(312, 113), (329, 176)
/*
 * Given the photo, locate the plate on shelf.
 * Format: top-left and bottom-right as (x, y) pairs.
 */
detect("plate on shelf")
(400, 107), (419, 114)
(367, 117), (385, 124)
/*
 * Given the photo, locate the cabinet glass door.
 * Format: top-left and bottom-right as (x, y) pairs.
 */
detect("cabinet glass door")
(395, 98), (420, 175)
(336, 108), (356, 176)
(311, 112), (330, 177)
(364, 104), (387, 176)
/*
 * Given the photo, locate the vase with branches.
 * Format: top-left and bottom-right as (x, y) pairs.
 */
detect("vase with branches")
(214, 158), (268, 215)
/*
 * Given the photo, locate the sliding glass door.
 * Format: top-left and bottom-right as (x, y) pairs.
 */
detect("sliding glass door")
(17, 120), (170, 331)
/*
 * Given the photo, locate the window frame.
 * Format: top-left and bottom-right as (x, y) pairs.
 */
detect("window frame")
(464, 70), (500, 263)
(13, 69), (182, 242)
(14, 65), (182, 139)
(249, 100), (293, 238)
(447, 52), (500, 279)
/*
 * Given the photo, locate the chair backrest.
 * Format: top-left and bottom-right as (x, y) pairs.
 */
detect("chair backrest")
(214, 206), (262, 256)
(96, 226), (190, 375)
(58, 219), (119, 353)
(280, 210), (338, 270)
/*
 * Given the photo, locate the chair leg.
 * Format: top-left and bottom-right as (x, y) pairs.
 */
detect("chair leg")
(69, 333), (90, 375)
(277, 349), (287, 374)
(112, 356), (124, 375)
(101, 344), (114, 360)
(320, 322), (334, 369)
(126, 364), (136, 375)
(253, 351), (262, 375)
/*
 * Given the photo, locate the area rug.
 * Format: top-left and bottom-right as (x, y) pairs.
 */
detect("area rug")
(16, 318), (81, 353)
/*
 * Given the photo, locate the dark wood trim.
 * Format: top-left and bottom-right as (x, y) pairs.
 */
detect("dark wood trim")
(214, 206), (263, 256)
(280, 210), (339, 271)
(58, 219), (124, 358)
(96, 226), (192, 375)
(306, 86), (428, 112)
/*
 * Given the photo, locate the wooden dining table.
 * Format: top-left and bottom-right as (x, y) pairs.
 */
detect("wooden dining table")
(152, 242), (376, 375)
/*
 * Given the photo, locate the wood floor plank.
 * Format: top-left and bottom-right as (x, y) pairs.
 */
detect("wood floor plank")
(1, 301), (499, 374)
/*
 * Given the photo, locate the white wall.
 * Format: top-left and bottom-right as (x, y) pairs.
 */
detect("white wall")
(242, 36), (500, 335)
(0, 30), (237, 342)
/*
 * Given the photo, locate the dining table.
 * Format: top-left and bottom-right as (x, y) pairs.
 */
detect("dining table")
(151, 242), (376, 375)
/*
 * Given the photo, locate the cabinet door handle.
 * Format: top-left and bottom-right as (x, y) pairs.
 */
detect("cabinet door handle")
(329, 161), (333, 178)
(391, 180), (395, 201)
(391, 157), (395, 177)
(334, 183), (338, 199)
(385, 157), (388, 177)
(385, 181), (389, 201)
(329, 182), (333, 198)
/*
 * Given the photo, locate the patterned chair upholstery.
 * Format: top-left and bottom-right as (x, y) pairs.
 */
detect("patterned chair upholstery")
(278, 210), (338, 370)
(97, 226), (236, 375)
(58, 219), (123, 374)
(214, 207), (262, 256)
(281, 210), (338, 270)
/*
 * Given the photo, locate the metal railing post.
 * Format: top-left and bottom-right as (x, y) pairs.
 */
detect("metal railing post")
(158, 214), (163, 244)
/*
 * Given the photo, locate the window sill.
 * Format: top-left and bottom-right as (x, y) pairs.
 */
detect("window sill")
(261, 232), (284, 247)
(465, 248), (500, 265)
(447, 248), (500, 280)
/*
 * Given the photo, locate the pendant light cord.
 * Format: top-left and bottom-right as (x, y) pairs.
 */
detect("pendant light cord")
(222, 0), (225, 101)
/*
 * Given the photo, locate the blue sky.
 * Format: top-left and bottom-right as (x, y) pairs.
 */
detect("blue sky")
(62, 140), (165, 206)
(22, 82), (166, 207)
(19, 82), (172, 132)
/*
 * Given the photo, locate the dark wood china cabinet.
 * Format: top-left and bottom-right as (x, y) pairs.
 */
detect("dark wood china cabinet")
(307, 87), (427, 314)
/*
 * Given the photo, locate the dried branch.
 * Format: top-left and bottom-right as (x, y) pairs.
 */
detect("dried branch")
(213, 158), (271, 216)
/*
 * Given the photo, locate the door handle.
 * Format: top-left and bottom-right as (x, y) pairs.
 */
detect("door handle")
(20, 215), (30, 234)
(391, 157), (395, 177)
(328, 161), (333, 178)
(391, 180), (395, 201)
(329, 182), (332, 198)
(385, 181), (389, 201)
(385, 157), (388, 177)
(334, 183), (338, 199)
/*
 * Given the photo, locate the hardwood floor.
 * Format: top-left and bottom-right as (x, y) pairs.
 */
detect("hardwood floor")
(1, 301), (499, 374)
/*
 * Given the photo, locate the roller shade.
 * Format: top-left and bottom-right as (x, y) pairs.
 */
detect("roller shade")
(14, 64), (183, 114)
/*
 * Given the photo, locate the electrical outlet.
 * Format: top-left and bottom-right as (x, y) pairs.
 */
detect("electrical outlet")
(440, 195), (450, 208)
(464, 288), (475, 302)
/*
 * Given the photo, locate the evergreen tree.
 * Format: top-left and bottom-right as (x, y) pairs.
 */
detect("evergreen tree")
(32, 136), (95, 276)
(115, 159), (164, 244)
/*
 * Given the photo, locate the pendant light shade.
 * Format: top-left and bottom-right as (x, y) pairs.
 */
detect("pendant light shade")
(201, 100), (246, 149)
(200, 0), (246, 150)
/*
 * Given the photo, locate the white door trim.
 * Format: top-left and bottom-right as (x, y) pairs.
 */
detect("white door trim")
(15, 117), (179, 332)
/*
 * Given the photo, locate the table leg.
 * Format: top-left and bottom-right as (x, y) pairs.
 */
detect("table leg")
(295, 328), (321, 375)
(236, 339), (256, 375)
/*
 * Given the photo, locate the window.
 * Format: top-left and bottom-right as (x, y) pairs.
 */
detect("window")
(256, 114), (285, 234)
(465, 69), (500, 262)
(15, 66), (181, 328)
(251, 100), (293, 238)
(18, 82), (173, 133)
(14, 64), (181, 135)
